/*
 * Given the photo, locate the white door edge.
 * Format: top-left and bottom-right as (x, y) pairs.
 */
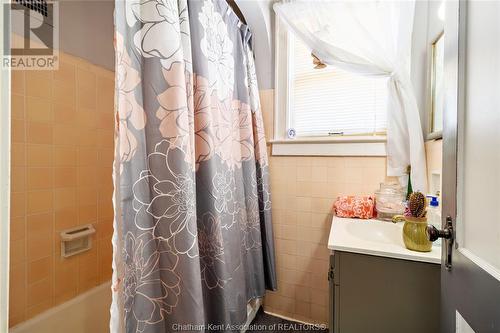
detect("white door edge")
(458, 248), (500, 283)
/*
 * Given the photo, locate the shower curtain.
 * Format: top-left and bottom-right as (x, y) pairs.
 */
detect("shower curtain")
(111, 1), (277, 332)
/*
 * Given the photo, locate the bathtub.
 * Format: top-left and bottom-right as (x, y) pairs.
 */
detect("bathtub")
(9, 282), (262, 333)
(10, 282), (111, 333)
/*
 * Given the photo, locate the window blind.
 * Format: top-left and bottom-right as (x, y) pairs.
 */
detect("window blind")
(289, 35), (389, 137)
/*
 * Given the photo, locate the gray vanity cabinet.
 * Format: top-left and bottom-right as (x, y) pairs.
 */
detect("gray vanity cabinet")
(329, 251), (440, 333)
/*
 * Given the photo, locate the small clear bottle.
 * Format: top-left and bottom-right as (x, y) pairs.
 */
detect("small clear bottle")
(427, 196), (441, 247)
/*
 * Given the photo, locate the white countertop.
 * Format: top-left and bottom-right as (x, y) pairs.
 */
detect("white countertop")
(328, 216), (442, 264)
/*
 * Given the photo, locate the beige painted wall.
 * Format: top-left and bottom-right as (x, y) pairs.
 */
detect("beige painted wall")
(260, 89), (390, 324)
(425, 139), (442, 196)
(9, 51), (114, 327)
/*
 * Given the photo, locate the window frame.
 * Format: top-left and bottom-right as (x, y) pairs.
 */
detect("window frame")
(272, 18), (387, 156)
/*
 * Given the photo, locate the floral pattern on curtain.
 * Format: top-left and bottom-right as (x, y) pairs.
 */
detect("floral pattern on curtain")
(111, 1), (277, 332)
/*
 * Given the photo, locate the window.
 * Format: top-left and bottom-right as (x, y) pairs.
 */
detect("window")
(274, 21), (388, 156)
(290, 35), (389, 137)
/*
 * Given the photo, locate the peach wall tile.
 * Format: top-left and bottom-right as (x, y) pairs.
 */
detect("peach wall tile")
(11, 71), (25, 95)
(11, 143), (26, 166)
(27, 213), (54, 261)
(11, 119), (25, 143)
(54, 146), (77, 166)
(26, 97), (52, 123)
(27, 168), (53, 190)
(10, 238), (26, 266)
(55, 207), (78, 231)
(53, 79), (76, 106)
(54, 62), (76, 83)
(10, 192), (26, 218)
(10, 51), (115, 327)
(27, 300), (53, 320)
(295, 287), (311, 303)
(78, 147), (99, 166)
(27, 278), (53, 307)
(310, 288), (328, 306)
(9, 263), (27, 326)
(78, 167), (98, 187)
(310, 166), (327, 182)
(25, 71), (52, 99)
(27, 190), (53, 214)
(10, 217), (26, 241)
(54, 188), (77, 210)
(79, 204), (98, 223)
(99, 239), (113, 283)
(97, 112), (114, 130)
(27, 144), (53, 167)
(11, 94), (25, 120)
(78, 86), (97, 110)
(296, 197), (311, 212)
(54, 167), (77, 188)
(98, 181), (113, 203)
(27, 122), (53, 144)
(78, 246), (99, 293)
(28, 257), (53, 284)
(54, 258), (78, 304)
(53, 104), (77, 124)
(294, 301), (311, 319)
(77, 187), (98, 206)
(53, 124), (79, 145)
(96, 77), (114, 110)
(296, 166), (311, 182)
(78, 129), (98, 147)
(11, 166), (25, 192)
(97, 219), (113, 240)
(295, 181), (312, 197)
(310, 304), (327, 323)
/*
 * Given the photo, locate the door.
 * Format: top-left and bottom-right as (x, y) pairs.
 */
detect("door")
(437, 1), (500, 332)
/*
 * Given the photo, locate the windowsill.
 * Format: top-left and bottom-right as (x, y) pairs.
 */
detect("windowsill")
(269, 136), (387, 156)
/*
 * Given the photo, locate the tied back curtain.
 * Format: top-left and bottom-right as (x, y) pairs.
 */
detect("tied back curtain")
(274, 0), (427, 192)
(111, 1), (277, 332)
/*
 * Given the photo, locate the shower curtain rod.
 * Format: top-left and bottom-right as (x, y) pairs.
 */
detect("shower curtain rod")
(226, 0), (247, 25)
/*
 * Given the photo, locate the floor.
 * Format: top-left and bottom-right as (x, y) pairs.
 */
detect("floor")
(247, 309), (328, 332)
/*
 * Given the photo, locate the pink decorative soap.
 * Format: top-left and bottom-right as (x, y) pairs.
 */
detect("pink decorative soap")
(334, 196), (375, 219)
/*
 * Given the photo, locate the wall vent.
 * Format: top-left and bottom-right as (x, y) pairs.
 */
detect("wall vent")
(14, 0), (48, 17)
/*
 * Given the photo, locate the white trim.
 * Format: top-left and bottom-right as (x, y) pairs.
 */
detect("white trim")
(0, 2), (11, 331)
(264, 310), (327, 327)
(458, 248), (500, 284)
(454, 0), (500, 286)
(272, 141), (386, 157)
(273, 16), (289, 141)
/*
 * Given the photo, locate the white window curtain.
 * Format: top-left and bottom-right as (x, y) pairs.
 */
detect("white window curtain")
(274, 0), (427, 192)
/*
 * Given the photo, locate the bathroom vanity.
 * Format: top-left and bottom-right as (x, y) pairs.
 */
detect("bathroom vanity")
(328, 217), (441, 333)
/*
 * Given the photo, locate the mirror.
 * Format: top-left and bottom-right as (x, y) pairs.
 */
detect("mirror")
(430, 32), (444, 136)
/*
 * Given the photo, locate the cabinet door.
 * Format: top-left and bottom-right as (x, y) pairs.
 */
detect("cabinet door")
(337, 252), (440, 333)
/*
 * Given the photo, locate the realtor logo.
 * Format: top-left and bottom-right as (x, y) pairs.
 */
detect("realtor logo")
(3, 0), (59, 69)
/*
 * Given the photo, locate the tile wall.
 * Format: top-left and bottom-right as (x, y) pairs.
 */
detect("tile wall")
(259, 90), (390, 324)
(9, 50), (115, 327)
